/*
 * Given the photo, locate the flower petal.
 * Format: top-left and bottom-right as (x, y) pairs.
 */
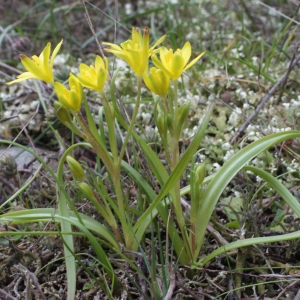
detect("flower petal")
(150, 35), (166, 53)
(95, 55), (105, 70)
(70, 90), (81, 111)
(170, 52), (185, 79)
(54, 81), (66, 97)
(50, 39), (63, 68)
(20, 55), (42, 76)
(181, 42), (191, 66)
(6, 72), (39, 85)
(183, 51), (205, 72)
(151, 54), (173, 78)
(102, 43), (123, 52)
(97, 70), (108, 91)
(41, 42), (51, 71)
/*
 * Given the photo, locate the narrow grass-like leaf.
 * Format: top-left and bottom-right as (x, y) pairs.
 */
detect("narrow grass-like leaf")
(244, 166), (300, 218)
(200, 230), (300, 266)
(195, 131), (300, 260)
(227, 57), (276, 83)
(0, 210), (120, 291)
(0, 208), (120, 251)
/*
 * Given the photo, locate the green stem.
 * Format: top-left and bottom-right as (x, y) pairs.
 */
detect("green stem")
(158, 95), (172, 167)
(113, 169), (133, 248)
(75, 112), (114, 175)
(118, 77), (143, 165)
(169, 79), (191, 262)
(113, 76), (143, 249)
(173, 80), (178, 122)
(101, 92), (118, 160)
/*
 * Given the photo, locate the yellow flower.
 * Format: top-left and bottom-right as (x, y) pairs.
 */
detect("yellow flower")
(103, 27), (166, 77)
(77, 55), (108, 92)
(54, 74), (82, 112)
(143, 67), (170, 96)
(7, 40), (63, 85)
(151, 42), (205, 80)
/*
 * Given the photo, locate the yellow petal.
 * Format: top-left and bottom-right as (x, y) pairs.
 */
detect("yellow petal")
(104, 48), (127, 60)
(79, 63), (91, 74)
(158, 70), (170, 94)
(183, 51), (205, 72)
(143, 72), (156, 94)
(102, 43), (123, 52)
(77, 76), (94, 89)
(97, 70), (108, 91)
(41, 42), (51, 71)
(6, 72), (39, 85)
(143, 67), (170, 96)
(32, 55), (41, 64)
(95, 55), (105, 70)
(149, 35), (166, 53)
(50, 39), (63, 68)
(151, 54), (172, 78)
(54, 81), (66, 98)
(181, 42), (191, 66)
(70, 90), (81, 111)
(170, 52), (185, 79)
(20, 54), (52, 83)
(142, 27), (150, 58)
(159, 47), (170, 63)
(20, 55), (43, 77)
(69, 73), (79, 88)
(132, 27), (140, 45)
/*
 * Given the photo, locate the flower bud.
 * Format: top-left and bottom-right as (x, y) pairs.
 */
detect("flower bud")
(156, 114), (165, 137)
(166, 114), (173, 133)
(78, 182), (94, 199)
(54, 74), (82, 112)
(195, 164), (206, 184)
(143, 67), (170, 96)
(66, 156), (85, 180)
(54, 101), (72, 123)
(177, 101), (190, 128)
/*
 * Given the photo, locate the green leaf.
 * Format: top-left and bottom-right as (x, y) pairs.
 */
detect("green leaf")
(194, 131), (300, 261)
(200, 230), (300, 266)
(244, 165), (300, 218)
(227, 57), (276, 84)
(0, 208), (120, 251)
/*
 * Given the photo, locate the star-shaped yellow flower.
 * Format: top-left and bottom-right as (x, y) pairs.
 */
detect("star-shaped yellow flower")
(7, 40), (63, 85)
(143, 67), (170, 96)
(151, 42), (205, 80)
(77, 55), (108, 92)
(54, 74), (82, 112)
(103, 27), (166, 77)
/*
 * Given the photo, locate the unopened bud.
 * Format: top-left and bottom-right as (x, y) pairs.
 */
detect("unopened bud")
(177, 101), (190, 128)
(156, 114), (165, 136)
(166, 114), (173, 132)
(78, 182), (94, 199)
(54, 101), (72, 123)
(66, 156), (85, 180)
(195, 164), (206, 184)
